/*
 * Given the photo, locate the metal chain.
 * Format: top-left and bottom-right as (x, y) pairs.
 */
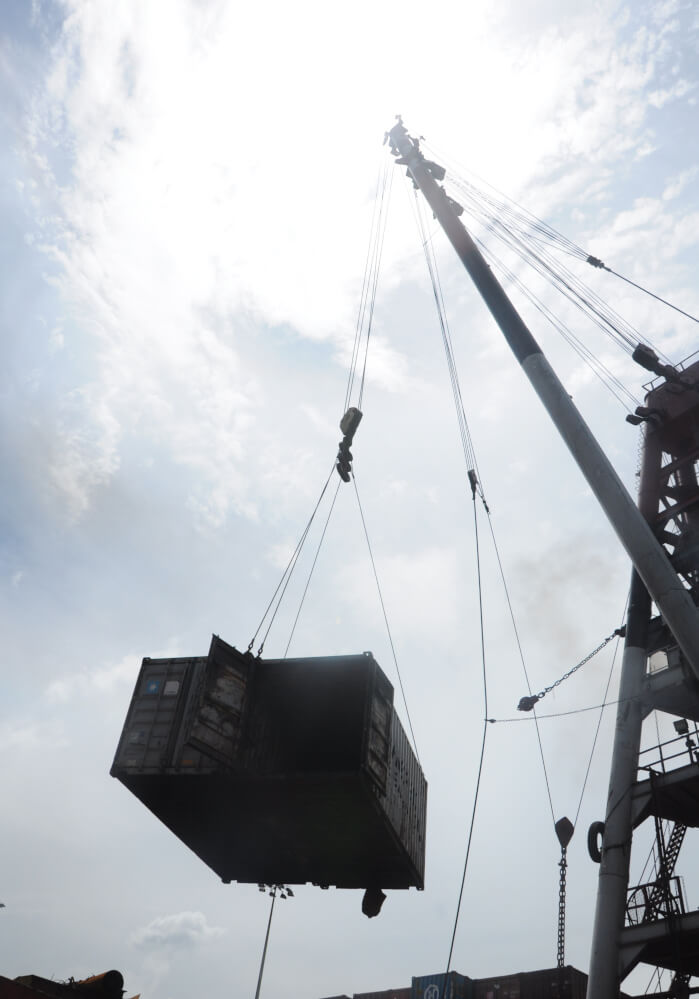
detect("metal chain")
(557, 846), (567, 968)
(518, 628), (624, 711)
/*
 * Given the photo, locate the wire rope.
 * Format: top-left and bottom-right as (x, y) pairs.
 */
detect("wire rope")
(345, 152), (393, 413)
(605, 266), (699, 327)
(470, 232), (640, 411)
(408, 169), (563, 969)
(442, 492), (489, 991)
(344, 161), (386, 412)
(482, 512), (556, 824)
(358, 161), (393, 410)
(407, 166), (558, 823)
(449, 178), (647, 358)
(425, 139), (698, 336)
(248, 462), (336, 656)
(573, 600), (628, 828)
(487, 698), (628, 723)
(412, 190), (480, 479)
(411, 158), (644, 415)
(352, 471), (421, 765)
(283, 478), (342, 657)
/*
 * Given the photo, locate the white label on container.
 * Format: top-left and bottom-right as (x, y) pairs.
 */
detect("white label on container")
(163, 680), (180, 696)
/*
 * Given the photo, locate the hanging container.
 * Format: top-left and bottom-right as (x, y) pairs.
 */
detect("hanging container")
(111, 636), (427, 890)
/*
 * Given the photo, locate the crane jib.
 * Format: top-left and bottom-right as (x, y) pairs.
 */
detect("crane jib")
(386, 117), (699, 680)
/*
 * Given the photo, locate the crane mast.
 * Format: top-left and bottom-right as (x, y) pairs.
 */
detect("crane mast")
(387, 119), (699, 998)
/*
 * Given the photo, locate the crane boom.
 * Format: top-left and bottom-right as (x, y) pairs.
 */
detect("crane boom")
(386, 118), (699, 679)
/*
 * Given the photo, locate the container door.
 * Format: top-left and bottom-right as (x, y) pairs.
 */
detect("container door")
(184, 635), (255, 767)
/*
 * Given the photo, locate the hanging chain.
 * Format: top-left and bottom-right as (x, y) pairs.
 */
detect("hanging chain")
(518, 628), (624, 711)
(557, 846), (567, 968)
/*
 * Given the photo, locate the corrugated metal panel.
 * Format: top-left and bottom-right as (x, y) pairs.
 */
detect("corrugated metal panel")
(111, 656), (214, 773)
(474, 974), (521, 999)
(412, 972), (472, 999)
(354, 989), (411, 999)
(473, 968), (588, 999)
(363, 665), (393, 792)
(376, 711), (427, 888)
(183, 637), (254, 767)
(519, 967), (587, 999)
(111, 641), (427, 890)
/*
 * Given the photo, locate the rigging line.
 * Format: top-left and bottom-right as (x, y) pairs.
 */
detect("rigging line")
(443, 491), (489, 985)
(452, 180), (678, 367)
(488, 694), (636, 722)
(573, 598), (628, 828)
(431, 145), (690, 361)
(422, 141), (583, 261)
(345, 162), (383, 410)
(413, 176), (558, 821)
(283, 477), (343, 658)
(249, 462), (335, 655)
(345, 195), (376, 412)
(427, 205), (483, 480)
(455, 187), (643, 356)
(450, 177), (645, 353)
(484, 511), (556, 825)
(412, 190), (479, 476)
(439, 159), (689, 357)
(345, 155), (389, 411)
(352, 471), (421, 765)
(471, 231), (640, 412)
(358, 161), (393, 410)
(603, 266), (699, 326)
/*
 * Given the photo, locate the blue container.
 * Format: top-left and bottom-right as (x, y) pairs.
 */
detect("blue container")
(412, 974), (472, 999)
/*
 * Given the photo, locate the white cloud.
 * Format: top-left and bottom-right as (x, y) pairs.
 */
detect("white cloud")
(662, 166), (699, 201)
(130, 911), (225, 950)
(22, 0), (693, 527)
(0, 719), (68, 752)
(46, 652), (141, 703)
(48, 385), (122, 519)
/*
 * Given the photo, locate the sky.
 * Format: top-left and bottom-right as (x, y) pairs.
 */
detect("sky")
(1, 1), (699, 997)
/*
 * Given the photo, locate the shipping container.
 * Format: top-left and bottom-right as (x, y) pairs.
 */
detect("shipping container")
(6, 974), (124, 999)
(354, 989), (412, 999)
(472, 967), (589, 999)
(0, 979), (51, 999)
(412, 972), (472, 999)
(111, 637), (427, 890)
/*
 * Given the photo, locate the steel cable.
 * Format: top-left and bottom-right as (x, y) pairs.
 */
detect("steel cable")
(442, 490), (489, 994)
(352, 471), (421, 765)
(248, 462), (336, 655)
